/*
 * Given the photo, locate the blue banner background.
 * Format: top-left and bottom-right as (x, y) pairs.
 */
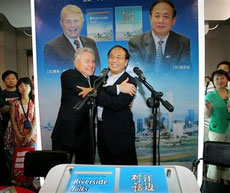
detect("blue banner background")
(35, 0), (198, 165)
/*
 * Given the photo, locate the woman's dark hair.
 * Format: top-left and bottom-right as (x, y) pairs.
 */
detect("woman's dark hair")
(16, 77), (33, 99)
(107, 45), (130, 60)
(211, 69), (229, 83)
(205, 76), (211, 81)
(149, 0), (177, 17)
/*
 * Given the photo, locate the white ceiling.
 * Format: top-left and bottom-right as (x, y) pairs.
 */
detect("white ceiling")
(204, 0), (230, 20)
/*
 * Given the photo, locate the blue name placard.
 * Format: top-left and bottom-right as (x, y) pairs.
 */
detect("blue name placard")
(65, 166), (115, 193)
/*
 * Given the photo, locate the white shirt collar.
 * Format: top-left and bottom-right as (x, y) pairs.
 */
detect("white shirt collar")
(105, 70), (125, 86)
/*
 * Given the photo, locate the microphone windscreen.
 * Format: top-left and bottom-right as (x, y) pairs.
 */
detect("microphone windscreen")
(100, 68), (109, 77)
(133, 67), (139, 74)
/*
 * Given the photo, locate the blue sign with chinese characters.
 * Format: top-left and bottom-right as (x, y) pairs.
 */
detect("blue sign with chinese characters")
(119, 166), (168, 193)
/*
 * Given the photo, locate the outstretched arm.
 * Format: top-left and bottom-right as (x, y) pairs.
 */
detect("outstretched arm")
(118, 77), (136, 96)
(77, 86), (94, 98)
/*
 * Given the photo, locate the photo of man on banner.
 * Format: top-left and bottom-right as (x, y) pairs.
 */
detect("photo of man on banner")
(128, 0), (191, 73)
(43, 4), (101, 71)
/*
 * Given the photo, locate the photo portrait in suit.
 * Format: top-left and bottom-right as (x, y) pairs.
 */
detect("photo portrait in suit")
(43, 4), (100, 71)
(128, 0), (191, 73)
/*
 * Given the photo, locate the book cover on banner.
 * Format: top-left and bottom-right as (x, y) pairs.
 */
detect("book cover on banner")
(115, 6), (142, 41)
(119, 166), (168, 193)
(65, 166), (115, 193)
(86, 8), (113, 42)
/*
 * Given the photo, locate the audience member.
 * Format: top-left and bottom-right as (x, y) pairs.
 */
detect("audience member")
(10, 77), (36, 148)
(128, 0), (191, 71)
(43, 4), (100, 70)
(205, 69), (230, 183)
(0, 70), (19, 132)
(0, 71), (19, 183)
(217, 60), (230, 88)
(9, 77), (37, 190)
(96, 45), (138, 165)
(204, 61), (230, 141)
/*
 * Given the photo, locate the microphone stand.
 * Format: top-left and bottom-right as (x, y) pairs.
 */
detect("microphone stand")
(137, 76), (174, 165)
(73, 76), (107, 164)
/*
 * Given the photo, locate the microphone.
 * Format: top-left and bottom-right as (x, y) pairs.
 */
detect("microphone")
(93, 68), (109, 88)
(99, 68), (109, 78)
(161, 100), (174, 112)
(133, 67), (145, 80)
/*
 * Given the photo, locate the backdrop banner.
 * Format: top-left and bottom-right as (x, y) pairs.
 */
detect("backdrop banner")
(34, 0), (198, 165)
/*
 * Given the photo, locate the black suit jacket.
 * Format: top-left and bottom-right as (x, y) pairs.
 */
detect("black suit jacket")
(51, 69), (97, 149)
(43, 34), (100, 69)
(128, 31), (191, 69)
(97, 72), (137, 153)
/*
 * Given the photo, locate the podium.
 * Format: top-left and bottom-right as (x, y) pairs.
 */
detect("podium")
(39, 164), (200, 193)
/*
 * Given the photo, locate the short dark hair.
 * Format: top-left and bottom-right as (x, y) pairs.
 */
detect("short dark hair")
(107, 45), (130, 60)
(205, 76), (211, 81)
(16, 77), (33, 99)
(2, 70), (18, 81)
(211, 69), (229, 83)
(216, 60), (230, 70)
(149, 0), (177, 17)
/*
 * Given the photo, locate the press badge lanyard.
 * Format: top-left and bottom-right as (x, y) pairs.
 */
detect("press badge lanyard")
(20, 99), (30, 120)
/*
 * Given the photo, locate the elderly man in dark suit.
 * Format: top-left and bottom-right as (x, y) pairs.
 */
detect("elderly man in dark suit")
(128, 0), (191, 71)
(96, 45), (138, 165)
(51, 47), (97, 164)
(43, 4), (100, 70)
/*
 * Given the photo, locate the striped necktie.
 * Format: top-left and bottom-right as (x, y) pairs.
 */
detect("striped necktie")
(74, 39), (80, 49)
(155, 40), (164, 68)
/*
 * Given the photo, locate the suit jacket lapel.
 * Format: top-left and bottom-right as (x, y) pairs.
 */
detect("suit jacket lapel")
(79, 36), (87, 47)
(144, 32), (156, 63)
(114, 72), (127, 85)
(164, 31), (177, 64)
(74, 68), (90, 87)
(61, 34), (75, 55)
